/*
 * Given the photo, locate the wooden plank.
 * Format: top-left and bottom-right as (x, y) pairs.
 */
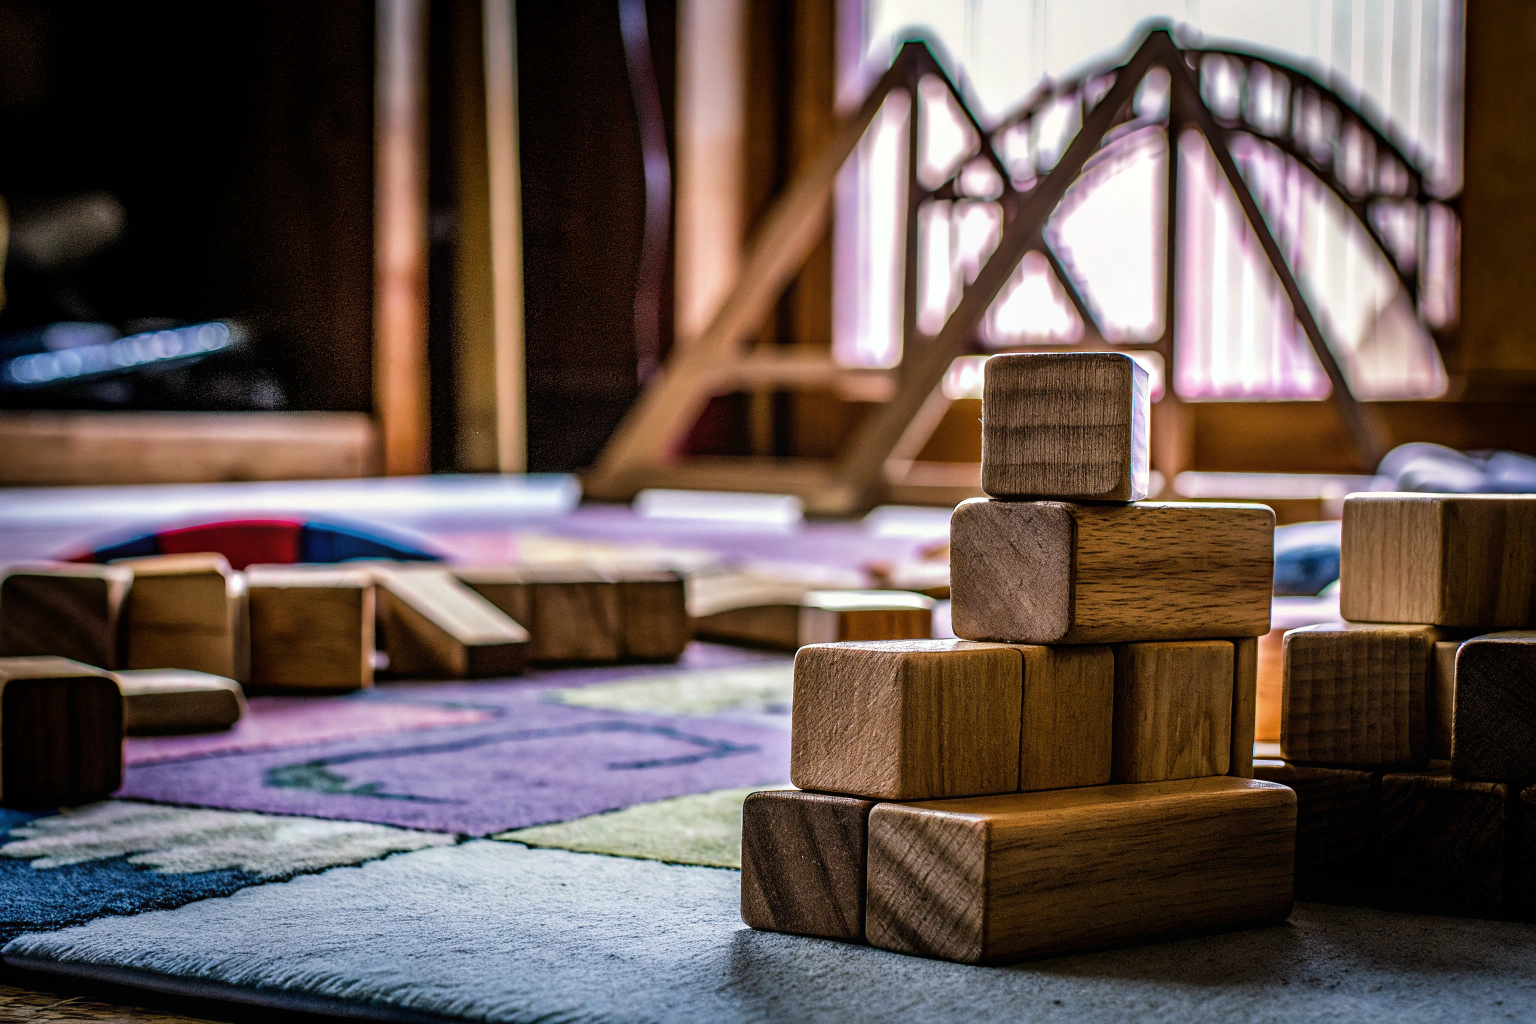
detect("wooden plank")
(0, 656), (122, 810)
(115, 668), (245, 735)
(0, 562), (131, 669)
(739, 788), (873, 942)
(864, 777), (1295, 964)
(692, 606), (800, 651)
(1339, 493), (1536, 629)
(619, 572), (690, 661)
(1280, 622), (1438, 767)
(685, 570), (820, 651)
(1230, 636), (1258, 778)
(1018, 644), (1114, 791)
(950, 500), (1274, 644)
(1450, 630), (1536, 780)
(373, 566), (528, 679)
(246, 567), (375, 691)
(483, 0), (525, 472)
(1432, 639), (1460, 761)
(790, 640), (1023, 800)
(980, 352), (1150, 501)
(1377, 767), (1507, 917)
(796, 591), (934, 646)
(1113, 641), (1234, 783)
(120, 553), (239, 678)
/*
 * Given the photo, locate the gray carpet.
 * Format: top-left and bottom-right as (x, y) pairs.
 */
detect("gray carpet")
(5, 841), (1535, 1023)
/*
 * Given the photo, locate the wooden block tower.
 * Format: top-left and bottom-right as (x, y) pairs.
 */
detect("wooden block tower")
(742, 352), (1294, 963)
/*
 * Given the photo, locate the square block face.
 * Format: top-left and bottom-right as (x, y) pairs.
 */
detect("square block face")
(1253, 762), (1378, 901)
(620, 575), (689, 661)
(1378, 769), (1507, 916)
(1112, 641), (1234, 783)
(740, 789), (873, 941)
(790, 640), (1023, 800)
(1018, 645), (1114, 791)
(124, 559), (237, 677)
(0, 565), (130, 669)
(531, 580), (623, 662)
(1451, 631), (1536, 780)
(247, 575), (374, 690)
(981, 352), (1149, 501)
(1, 668), (122, 809)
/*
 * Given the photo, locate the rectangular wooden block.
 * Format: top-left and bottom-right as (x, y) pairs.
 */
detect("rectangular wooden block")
(740, 789), (874, 942)
(0, 656), (122, 809)
(1018, 645), (1114, 791)
(797, 591), (934, 646)
(1450, 631), (1536, 780)
(1377, 768), (1507, 916)
(1230, 636), (1258, 778)
(1253, 761), (1378, 902)
(791, 639), (1023, 800)
(120, 553), (239, 677)
(950, 499), (1274, 644)
(1280, 622), (1438, 766)
(684, 571), (817, 651)
(374, 566), (528, 679)
(1340, 493), (1536, 629)
(865, 778), (1295, 964)
(618, 571), (690, 661)
(1512, 783), (1536, 921)
(246, 567), (374, 691)
(1432, 639), (1459, 761)
(981, 351), (1150, 502)
(115, 668), (246, 735)
(0, 562), (131, 668)
(1113, 641), (1233, 783)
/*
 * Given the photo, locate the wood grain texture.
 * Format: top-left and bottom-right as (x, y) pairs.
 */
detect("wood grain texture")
(619, 572), (690, 661)
(1339, 493), (1536, 628)
(0, 563), (131, 669)
(1253, 761), (1378, 902)
(791, 640), (1023, 800)
(529, 571), (623, 662)
(740, 789), (874, 942)
(980, 351), (1150, 501)
(1512, 782), (1536, 922)
(1018, 644), (1114, 791)
(114, 669), (246, 735)
(1113, 641), (1234, 783)
(865, 778), (1295, 964)
(949, 499), (1274, 644)
(685, 571), (817, 650)
(1450, 630), (1536, 780)
(246, 568), (374, 691)
(1280, 622), (1438, 766)
(120, 554), (238, 678)
(1432, 639), (1459, 761)
(1377, 767), (1507, 916)
(0, 656), (122, 810)
(1230, 637), (1258, 778)
(797, 591), (935, 646)
(373, 567), (527, 679)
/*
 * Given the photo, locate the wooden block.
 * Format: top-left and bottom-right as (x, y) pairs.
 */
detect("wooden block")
(1377, 767), (1507, 916)
(1451, 631), (1536, 780)
(120, 553), (239, 677)
(690, 605), (800, 650)
(1230, 636), (1258, 778)
(115, 668), (246, 735)
(373, 566), (528, 679)
(618, 571), (689, 661)
(685, 571), (817, 651)
(1253, 761), (1378, 901)
(950, 499), (1273, 644)
(246, 567), (374, 691)
(865, 777), (1295, 964)
(1255, 625), (1284, 743)
(528, 569), (623, 662)
(740, 789), (874, 942)
(1280, 622), (1439, 767)
(1432, 639), (1459, 761)
(1512, 782), (1536, 921)
(791, 640), (1023, 800)
(1340, 493), (1536, 629)
(0, 656), (122, 809)
(0, 562), (131, 668)
(1113, 641), (1234, 783)
(797, 591), (934, 646)
(980, 351), (1150, 502)
(1017, 644), (1113, 791)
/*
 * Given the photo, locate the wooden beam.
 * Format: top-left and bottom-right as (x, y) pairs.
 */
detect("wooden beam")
(484, 0), (526, 472)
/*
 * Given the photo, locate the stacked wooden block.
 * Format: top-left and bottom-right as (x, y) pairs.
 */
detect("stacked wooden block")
(741, 353), (1295, 963)
(1265, 492), (1536, 917)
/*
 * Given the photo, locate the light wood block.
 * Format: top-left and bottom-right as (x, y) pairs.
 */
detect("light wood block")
(1340, 493), (1536, 629)
(791, 640), (1023, 800)
(950, 499), (1274, 644)
(115, 669), (246, 735)
(373, 566), (528, 679)
(0, 656), (122, 809)
(1017, 645), (1114, 791)
(618, 571), (690, 661)
(1113, 641), (1233, 783)
(1451, 631), (1536, 780)
(120, 553), (239, 678)
(980, 351), (1150, 502)
(865, 778), (1295, 964)
(1253, 761), (1378, 902)
(1432, 639), (1459, 761)
(691, 605), (800, 651)
(740, 789), (874, 942)
(0, 563), (131, 669)
(246, 567), (374, 691)
(1280, 622), (1439, 767)
(1512, 783), (1536, 921)
(1377, 768), (1507, 916)
(797, 591), (934, 646)
(685, 571), (820, 651)
(1230, 636), (1258, 778)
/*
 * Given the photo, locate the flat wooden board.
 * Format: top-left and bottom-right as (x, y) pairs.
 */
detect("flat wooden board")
(1450, 630), (1536, 780)
(1113, 641), (1233, 783)
(740, 789), (874, 942)
(115, 668), (246, 735)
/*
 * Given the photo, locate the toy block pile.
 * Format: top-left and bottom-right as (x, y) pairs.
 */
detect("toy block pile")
(741, 353), (1296, 963)
(1262, 492), (1536, 918)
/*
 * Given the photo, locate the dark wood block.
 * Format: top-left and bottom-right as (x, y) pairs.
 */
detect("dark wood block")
(115, 668), (246, 735)
(1451, 631), (1536, 780)
(0, 656), (122, 809)
(619, 572), (690, 661)
(1253, 761), (1378, 902)
(0, 563), (131, 669)
(1377, 768), (1507, 917)
(740, 789), (874, 942)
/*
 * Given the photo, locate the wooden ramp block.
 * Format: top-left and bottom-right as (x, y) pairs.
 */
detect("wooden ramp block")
(797, 591), (934, 646)
(618, 571), (690, 661)
(1377, 768), (1507, 917)
(115, 669), (246, 735)
(950, 499), (1273, 644)
(1253, 761), (1378, 902)
(1451, 631), (1536, 780)
(1230, 637), (1258, 778)
(0, 563), (131, 668)
(246, 567), (374, 691)
(1018, 645), (1113, 791)
(791, 640), (1022, 800)
(740, 789), (874, 942)
(120, 553), (239, 677)
(865, 778), (1295, 964)
(374, 566), (528, 679)
(1432, 639), (1459, 761)
(981, 351), (1150, 502)
(1113, 641), (1233, 783)
(0, 657), (122, 809)
(1280, 623), (1439, 767)
(1340, 493), (1536, 629)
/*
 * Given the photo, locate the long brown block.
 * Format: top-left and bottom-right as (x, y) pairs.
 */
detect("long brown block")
(865, 778), (1295, 964)
(797, 591), (934, 646)
(0, 656), (122, 809)
(950, 499), (1273, 644)
(1253, 761), (1378, 902)
(120, 553), (239, 677)
(1280, 622), (1438, 766)
(374, 566), (528, 679)
(740, 789), (874, 942)
(1450, 631), (1536, 780)
(115, 669), (246, 735)
(618, 571), (690, 661)
(246, 567), (374, 691)
(1513, 783), (1536, 921)
(684, 570), (822, 650)
(1230, 637), (1258, 778)
(0, 563), (131, 668)
(1018, 644), (1113, 791)
(1339, 493), (1536, 629)
(1432, 639), (1459, 761)
(1113, 641), (1233, 783)
(791, 640), (1022, 800)
(980, 351), (1150, 502)
(1377, 768), (1506, 916)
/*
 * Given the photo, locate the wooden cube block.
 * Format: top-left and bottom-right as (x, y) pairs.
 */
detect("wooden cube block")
(1017, 645), (1113, 791)
(1253, 761), (1378, 902)
(950, 499), (1273, 644)
(246, 567), (374, 691)
(0, 563), (131, 668)
(791, 640), (1022, 800)
(1451, 631), (1536, 780)
(1512, 782), (1536, 921)
(618, 571), (690, 661)
(1340, 493), (1536, 629)
(797, 591), (934, 646)
(1280, 622), (1439, 767)
(740, 789), (874, 942)
(1113, 641), (1233, 783)
(1230, 636), (1259, 778)
(981, 351), (1150, 502)
(374, 566), (528, 679)
(115, 669), (246, 735)
(0, 656), (122, 809)
(865, 777), (1295, 964)
(1377, 768), (1507, 916)
(1432, 639), (1459, 761)
(120, 553), (239, 677)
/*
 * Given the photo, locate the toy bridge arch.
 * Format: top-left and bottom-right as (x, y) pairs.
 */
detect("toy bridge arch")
(584, 28), (1451, 513)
